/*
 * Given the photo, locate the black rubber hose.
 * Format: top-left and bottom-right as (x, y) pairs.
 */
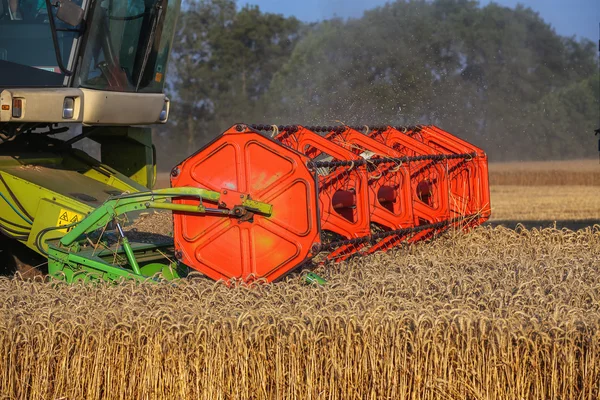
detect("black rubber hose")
(0, 216), (30, 230)
(35, 222), (79, 256)
(0, 222), (29, 236)
(0, 174), (34, 222)
(0, 226), (28, 241)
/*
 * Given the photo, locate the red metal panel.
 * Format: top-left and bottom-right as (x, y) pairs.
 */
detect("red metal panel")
(368, 127), (451, 222)
(168, 123), (490, 284)
(171, 125), (320, 282)
(406, 125), (491, 226)
(275, 126), (371, 261)
(366, 127), (454, 251)
(324, 127), (415, 253)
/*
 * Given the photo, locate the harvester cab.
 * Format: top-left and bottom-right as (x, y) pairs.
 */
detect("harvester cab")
(0, 1), (491, 283)
(0, 0), (180, 270)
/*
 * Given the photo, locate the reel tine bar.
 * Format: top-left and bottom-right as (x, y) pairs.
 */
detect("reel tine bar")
(171, 124), (490, 283)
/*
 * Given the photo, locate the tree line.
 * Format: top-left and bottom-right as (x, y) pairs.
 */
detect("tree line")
(156, 0), (599, 164)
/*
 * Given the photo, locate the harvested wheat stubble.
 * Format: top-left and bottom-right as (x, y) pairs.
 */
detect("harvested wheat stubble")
(488, 159), (599, 186)
(1, 225), (599, 399)
(125, 210), (173, 236)
(490, 185), (600, 222)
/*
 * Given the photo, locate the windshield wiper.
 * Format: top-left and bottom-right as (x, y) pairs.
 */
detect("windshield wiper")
(44, 0), (85, 76)
(135, 0), (165, 91)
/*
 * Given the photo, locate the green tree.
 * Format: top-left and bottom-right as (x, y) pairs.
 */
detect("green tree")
(159, 0), (598, 163)
(452, 2), (597, 159)
(265, 0), (598, 161)
(519, 74), (599, 159)
(159, 0), (302, 164)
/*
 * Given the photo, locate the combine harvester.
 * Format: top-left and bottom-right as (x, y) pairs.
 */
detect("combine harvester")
(0, 0), (490, 283)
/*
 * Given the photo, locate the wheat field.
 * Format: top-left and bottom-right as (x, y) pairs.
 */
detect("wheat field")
(488, 159), (599, 186)
(1, 161), (599, 399)
(490, 185), (600, 224)
(1, 226), (599, 399)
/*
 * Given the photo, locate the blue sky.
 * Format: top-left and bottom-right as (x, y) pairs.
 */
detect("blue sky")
(238, 0), (599, 41)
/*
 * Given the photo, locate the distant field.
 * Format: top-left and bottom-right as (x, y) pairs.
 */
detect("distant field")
(156, 172), (171, 189)
(489, 185), (600, 229)
(486, 159), (599, 229)
(490, 159), (598, 171)
(488, 159), (599, 186)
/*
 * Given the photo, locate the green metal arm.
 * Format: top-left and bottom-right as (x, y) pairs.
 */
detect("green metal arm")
(59, 187), (273, 247)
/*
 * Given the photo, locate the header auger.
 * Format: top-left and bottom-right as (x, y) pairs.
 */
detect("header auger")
(44, 123), (490, 283)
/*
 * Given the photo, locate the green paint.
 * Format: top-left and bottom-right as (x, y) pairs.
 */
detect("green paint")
(49, 187), (273, 283)
(304, 272), (327, 285)
(242, 198), (273, 216)
(90, 127), (157, 189)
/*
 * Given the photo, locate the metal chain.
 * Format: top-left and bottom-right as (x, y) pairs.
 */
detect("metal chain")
(248, 124), (423, 134)
(247, 124), (480, 253)
(306, 152), (477, 169)
(313, 214), (479, 253)
(247, 124), (477, 168)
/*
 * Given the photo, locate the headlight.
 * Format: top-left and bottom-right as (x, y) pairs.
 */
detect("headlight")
(63, 97), (75, 119)
(12, 98), (23, 118)
(158, 97), (170, 123)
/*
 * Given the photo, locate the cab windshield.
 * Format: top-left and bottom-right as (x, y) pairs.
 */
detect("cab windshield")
(0, 0), (81, 87)
(76, 0), (180, 93)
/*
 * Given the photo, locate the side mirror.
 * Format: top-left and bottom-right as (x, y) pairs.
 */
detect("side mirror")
(55, 0), (84, 26)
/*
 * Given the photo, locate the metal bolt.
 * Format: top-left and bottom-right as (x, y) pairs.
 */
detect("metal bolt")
(174, 250), (183, 260)
(311, 243), (322, 254)
(240, 194), (244, 199)
(223, 190), (228, 194)
(236, 124), (245, 132)
(171, 167), (180, 177)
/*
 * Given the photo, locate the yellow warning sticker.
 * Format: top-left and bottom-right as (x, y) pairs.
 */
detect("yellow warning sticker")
(56, 209), (83, 232)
